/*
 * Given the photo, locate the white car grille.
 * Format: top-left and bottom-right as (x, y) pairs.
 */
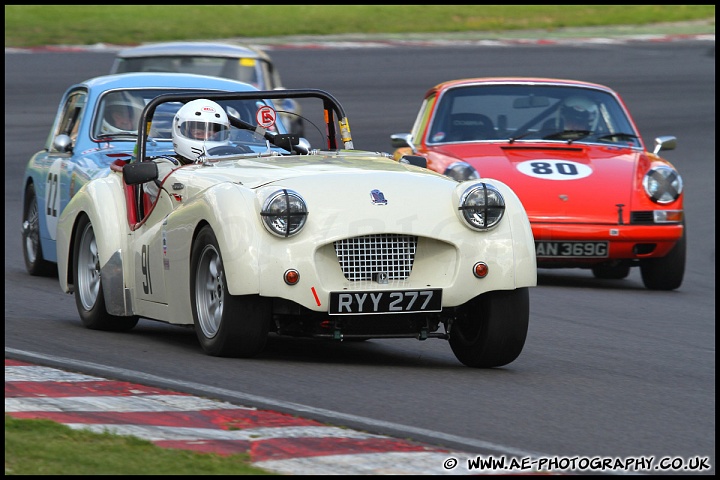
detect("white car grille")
(334, 234), (417, 281)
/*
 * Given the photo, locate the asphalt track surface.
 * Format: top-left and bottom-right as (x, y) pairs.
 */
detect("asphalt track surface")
(5, 30), (716, 474)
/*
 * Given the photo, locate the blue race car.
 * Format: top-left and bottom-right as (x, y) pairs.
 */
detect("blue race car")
(21, 72), (267, 276)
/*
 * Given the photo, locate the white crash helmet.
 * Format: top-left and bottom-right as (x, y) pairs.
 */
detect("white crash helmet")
(172, 99), (231, 161)
(100, 95), (144, 135)
(560, 95), (599, 130)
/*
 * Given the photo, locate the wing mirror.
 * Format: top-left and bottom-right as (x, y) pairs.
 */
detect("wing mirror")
(653, 136), (677, 155)
(53, 134), (73, 153)
(390, 133), (413, 150)
(123, 161), (159, 186)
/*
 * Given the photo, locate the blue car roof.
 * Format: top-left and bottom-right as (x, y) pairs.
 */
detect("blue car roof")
(61, 73), (260, 154)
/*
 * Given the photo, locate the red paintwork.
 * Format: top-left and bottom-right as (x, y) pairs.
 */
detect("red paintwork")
(396, 77), (684, 266)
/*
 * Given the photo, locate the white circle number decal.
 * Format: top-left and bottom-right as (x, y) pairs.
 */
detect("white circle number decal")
(256, 106), (276, 128)
(516, 159), (592, 180)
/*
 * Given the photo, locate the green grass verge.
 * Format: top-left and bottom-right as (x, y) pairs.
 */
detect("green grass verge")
(4, 5), (715, 47)
(3, 3), (715, 474)
(5, 415), (275, 475)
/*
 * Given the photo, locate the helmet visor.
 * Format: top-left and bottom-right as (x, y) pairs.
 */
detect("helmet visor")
(179, 121), (230, 141)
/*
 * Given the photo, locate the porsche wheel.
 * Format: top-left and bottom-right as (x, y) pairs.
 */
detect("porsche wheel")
(191, 225), (270, 357)
(22, 183), (56, 277)
(73, 215), (138, 331)
(449, 288), (529, 368)
(591, 262), (631, 280)
(640, 223), (686, 291)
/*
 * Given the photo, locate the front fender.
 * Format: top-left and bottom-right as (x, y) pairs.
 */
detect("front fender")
(488, 179), (537, 288)
(57, 172), (131, 315)
(162, 182), (262, 320)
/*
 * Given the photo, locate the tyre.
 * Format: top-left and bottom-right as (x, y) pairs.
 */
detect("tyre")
(191, 225), (270, 357)
(640, 224), (686, 291)
(73, 215), (138, 331)
(449, 288), (530, 368)
(22, 183), (57, 277)
(591, 262), (631, 280)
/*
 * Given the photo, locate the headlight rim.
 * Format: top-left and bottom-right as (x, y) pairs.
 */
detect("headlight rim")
(445, 161), (480, 182)
(458, 182), (506, 231)
(260, 188), (308, 238)
(642, 165), (683, 205)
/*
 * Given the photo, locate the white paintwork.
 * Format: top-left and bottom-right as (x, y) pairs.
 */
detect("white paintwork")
(57, 149), (536, 326)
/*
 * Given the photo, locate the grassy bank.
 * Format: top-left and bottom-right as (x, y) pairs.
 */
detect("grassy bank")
(5, 415), (274, 475)
(5, 5), (715, 47)
(4, 3), (715, 475)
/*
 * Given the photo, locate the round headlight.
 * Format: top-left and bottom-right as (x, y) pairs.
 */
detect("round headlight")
(261, 189), (308, 237)
(458, 183), (505, 230)
(642, 166), (683, 204)
(444, 161), (480, 182)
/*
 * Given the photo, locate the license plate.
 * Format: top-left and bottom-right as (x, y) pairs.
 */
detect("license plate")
(329, 289), (442, 315)
(536, 241), (609, 258)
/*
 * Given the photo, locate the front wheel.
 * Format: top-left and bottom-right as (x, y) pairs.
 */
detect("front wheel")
(448, 288), (530, 368)
(191, 226), (270, 357)
(640, 224), (686, 291)
(73, 215), (138, 331)
(22, 183), (56, 277)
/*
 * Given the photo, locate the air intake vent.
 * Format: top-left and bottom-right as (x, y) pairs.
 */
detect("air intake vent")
(630, 211), (655, 224)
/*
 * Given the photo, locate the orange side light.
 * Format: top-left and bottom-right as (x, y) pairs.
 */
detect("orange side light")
(284, 269), (300, 285)
(473, 262), (489, 278)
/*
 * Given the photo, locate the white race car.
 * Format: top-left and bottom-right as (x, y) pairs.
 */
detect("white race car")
(56, 89), (537, 368)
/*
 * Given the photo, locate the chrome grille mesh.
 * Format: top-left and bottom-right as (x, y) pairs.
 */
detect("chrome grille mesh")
(334, 234), (417, 281)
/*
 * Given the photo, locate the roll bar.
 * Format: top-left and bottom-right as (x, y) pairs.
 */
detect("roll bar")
(135, 88), (353, 161)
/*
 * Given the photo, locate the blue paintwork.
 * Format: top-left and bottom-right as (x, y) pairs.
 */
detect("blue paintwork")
(23, 72), (260, 265)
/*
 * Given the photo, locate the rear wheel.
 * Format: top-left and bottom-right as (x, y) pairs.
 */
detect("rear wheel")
(449, 288), (529, 368)
(73, 215), (138, 331)
(640, 224), (686, 290)
(191, 226), (270, 357)
(22, 183), (56, 276)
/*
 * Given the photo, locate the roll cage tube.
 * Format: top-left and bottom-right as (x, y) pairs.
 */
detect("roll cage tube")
(135, 89), (351, 162)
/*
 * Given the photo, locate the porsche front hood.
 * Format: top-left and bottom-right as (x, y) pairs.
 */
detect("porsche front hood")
(435, 142), (642, 225)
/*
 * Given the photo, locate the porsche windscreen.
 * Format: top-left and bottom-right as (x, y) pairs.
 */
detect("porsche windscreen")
(427, 85), (641, 147)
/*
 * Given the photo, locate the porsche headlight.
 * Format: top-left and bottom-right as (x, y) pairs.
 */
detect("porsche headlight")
(261, 189), (308, 237)
(458, 183), (505, 230)
(642, 166), (683, 204)
(445, 161), (480, 182)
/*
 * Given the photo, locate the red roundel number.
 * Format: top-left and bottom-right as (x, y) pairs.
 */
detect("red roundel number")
(256, 106), (276, 128)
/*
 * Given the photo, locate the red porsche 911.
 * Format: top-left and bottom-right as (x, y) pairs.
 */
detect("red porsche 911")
(391, 77), (684, 290)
